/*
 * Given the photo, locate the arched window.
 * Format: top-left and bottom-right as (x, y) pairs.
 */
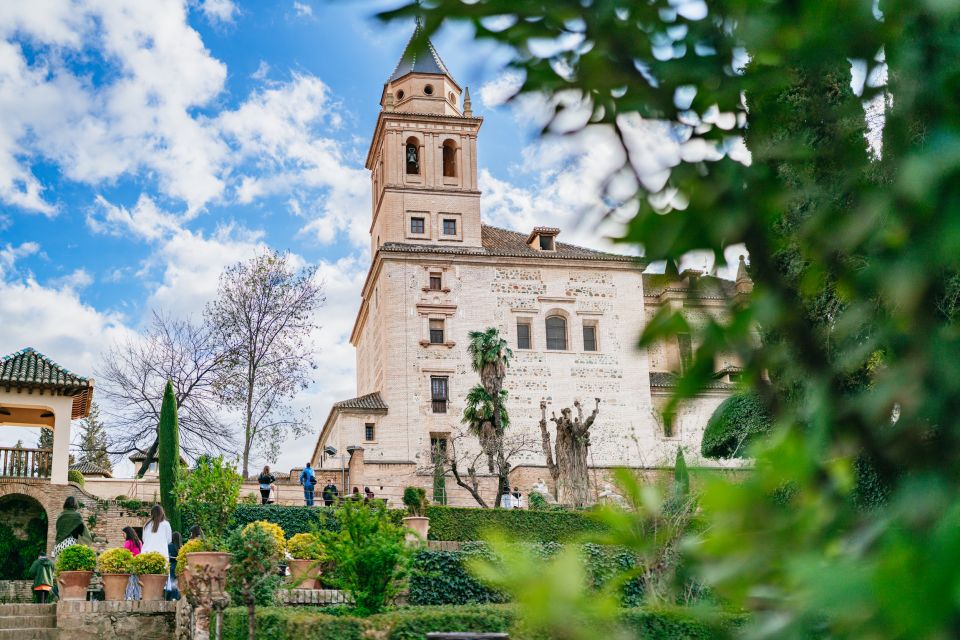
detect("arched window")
(545, 316), (567, 350)
(442, 140), (457, 177)
(405, 138), (420, 175)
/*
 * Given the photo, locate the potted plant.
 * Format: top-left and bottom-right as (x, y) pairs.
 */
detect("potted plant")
(98, 547), (134, 600)
(402, 486), (430, 541)
(132, 552), (168, 601)
(175, 537), (208, 587)
(183, 538), (231, 601)
(286, 533), (324, 589)
(56, 544), (96, 600)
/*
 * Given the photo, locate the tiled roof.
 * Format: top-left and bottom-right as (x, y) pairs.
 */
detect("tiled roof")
(70, 461), (113, 477)
(333, 392), (388, 412)
(388, 20), (454, 84)
(649, 371), (736, 391)
(379, 225), (641, 264)
(0, 347), (91, 391)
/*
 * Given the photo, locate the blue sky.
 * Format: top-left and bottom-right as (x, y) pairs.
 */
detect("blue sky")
(0, 0), (742, 474)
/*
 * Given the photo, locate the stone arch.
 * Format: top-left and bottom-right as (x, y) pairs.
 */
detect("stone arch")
(0, 492), (47, 578)
(441, 138), (457, 177)
(405, 136), (421, 174)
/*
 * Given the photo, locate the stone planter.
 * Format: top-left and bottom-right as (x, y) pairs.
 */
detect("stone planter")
(58, 570), (93, 600)
(287, 559), (323, 589)
(402, 516), (430, 543)
(139, 573), (167, 601)
(183, 552), (230, 599)
(100, 573), (131, 600)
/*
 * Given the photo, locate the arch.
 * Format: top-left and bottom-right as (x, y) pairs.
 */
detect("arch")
(0, 492), (47, 578)
(442, 139), (457, 178)
(545, 315), (568, 351)
(405, 136), (420, 175)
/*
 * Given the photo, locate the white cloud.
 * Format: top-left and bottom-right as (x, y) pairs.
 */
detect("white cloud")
(87, 194), (184, 242)
(293, 2), (313, 18)
(479, 72), (523, 108)
(251, 60), (271, 81)
(51, 269), (94, 291)
(196, 0), (237, 24)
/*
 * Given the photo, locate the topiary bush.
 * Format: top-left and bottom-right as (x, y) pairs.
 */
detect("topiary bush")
(98, 547), (134, 574)
(700, 392), (772, 459)
(67, 469), (85, 486)
(132, 551), (168, 575)
(242, 520), (286, 556)
(425, 506), (607, 542)
(287, 533), (324, 560)
(56, 544), (96, 574)
(402, 486), (427, 517)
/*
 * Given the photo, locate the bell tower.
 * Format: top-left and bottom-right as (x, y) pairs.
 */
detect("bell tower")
(365, 20), (483, 255)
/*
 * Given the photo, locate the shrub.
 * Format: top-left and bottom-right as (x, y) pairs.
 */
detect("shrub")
(242, 520), (286, 556)
(426, 506), (607, 542)
(228, 504), (406, 536)
(227, 524), (282, 640)
(409, 544), (507, 606)
(131, 551), (168, 575)
(700, 392), (772, 459)
(175, 538), (209, 578)
(56, 544), (96, 574)
(402, 486), (427, 517)
(321, 499), (410, 615)
(287, 533), (324, 560)
(98, 547), (134, 574)
(176, 455), (241, 539)
(67, 469), (85, 486)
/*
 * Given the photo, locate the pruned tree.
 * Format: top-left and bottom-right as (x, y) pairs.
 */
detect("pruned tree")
(97, 311), (229, 464)
(207, 250), (324, 477)
(158, 380), (181, 533)
(74, 402), (112, 472)
(539, 398), (600, 508)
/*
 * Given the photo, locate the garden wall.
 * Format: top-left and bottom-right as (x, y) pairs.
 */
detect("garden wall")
(57, 600), (176, 640)
(0, 580), (31, 603)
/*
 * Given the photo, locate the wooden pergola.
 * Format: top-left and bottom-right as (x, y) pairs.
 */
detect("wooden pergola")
(0, 348), (94, 484)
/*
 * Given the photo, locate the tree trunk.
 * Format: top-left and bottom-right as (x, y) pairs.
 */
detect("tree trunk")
(544, 399), (600, 508)
(247, 602), (255, 640)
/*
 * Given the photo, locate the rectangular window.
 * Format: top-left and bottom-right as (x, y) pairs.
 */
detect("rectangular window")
(429, 274), (442, 291)
(677, 333), (693, 372)
(442, 219), (457, 235)
(429, 319), (445, 344)
(583, 325), (597, 351)
(410, 217), (425, 234)
(364, 423), (376, 441)
(431, 376), (448, 413)
(539, 235), (555, 251)
(517, 322), (531, 349)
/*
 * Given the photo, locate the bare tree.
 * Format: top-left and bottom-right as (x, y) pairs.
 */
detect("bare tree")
(423, 426), (538, 508)
(539, 398), (601, 508)
(207, 250), (324, 477)
(97, 311), (231, 466)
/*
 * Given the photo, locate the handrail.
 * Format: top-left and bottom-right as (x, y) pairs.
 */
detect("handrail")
(0, 447), (52, 478)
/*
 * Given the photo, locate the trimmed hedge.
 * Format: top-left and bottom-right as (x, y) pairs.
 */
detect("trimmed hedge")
(701, 392), (771, 459)
(426, 506), (607, 542)
(208, 504), (406, 537)
(221, 604), (746, 640)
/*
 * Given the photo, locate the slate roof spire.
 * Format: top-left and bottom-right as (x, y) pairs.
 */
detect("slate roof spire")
(388, 18), (455, 84)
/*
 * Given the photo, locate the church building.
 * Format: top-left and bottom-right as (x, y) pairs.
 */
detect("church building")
(310, 23), (749, 506)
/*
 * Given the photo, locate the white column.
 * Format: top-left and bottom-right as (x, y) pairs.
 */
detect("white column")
(51, 407), (70, 485)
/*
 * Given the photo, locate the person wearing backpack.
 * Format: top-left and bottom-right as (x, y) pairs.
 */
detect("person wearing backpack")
(299, 463), (317, 506)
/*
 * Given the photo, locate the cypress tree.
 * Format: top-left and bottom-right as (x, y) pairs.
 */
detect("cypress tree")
(673, 447), (690, 498)
(158, 379), (182, 532)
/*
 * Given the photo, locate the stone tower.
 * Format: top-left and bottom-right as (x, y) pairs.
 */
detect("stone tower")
(364, 20), (484, 256)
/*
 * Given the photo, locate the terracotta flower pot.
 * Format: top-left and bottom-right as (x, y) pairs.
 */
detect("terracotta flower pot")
(184, 551), (231, 596)
(58, 570), (93, 600)
(287, 559), (322, 589)
(101, 573), (131, 600)
(139, 574), (167, 601)
(402, 516), (430, 543)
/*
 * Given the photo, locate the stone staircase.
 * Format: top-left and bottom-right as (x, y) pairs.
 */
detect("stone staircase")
(0, 603), (57, 640)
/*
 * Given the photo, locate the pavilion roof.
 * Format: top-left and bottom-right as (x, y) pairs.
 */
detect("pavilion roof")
(0, 347), (94, 418)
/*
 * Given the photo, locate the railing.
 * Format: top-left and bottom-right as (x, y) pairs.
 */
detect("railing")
(431, 399), (448, 413)
(0, 447), (52, 478)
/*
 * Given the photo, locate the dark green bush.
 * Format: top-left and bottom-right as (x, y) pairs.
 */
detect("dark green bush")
(227, 504), (406, 537)
(221, 604), (746, 640)
(700, 392), (772, 459)
(426, 506), (606, 542)
(67, 469), (85, 486)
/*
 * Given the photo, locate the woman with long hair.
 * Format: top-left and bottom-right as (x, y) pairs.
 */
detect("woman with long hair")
(258, 465), (276, 505)
(122, 526), (143, 600)
(141, 504), (173, 557)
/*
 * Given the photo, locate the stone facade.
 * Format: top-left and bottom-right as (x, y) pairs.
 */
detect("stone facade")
(310, 27), (748, 507)
(57, 600), (176, 640)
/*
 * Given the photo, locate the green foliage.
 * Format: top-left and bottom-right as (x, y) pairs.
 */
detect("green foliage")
(55, 544), (96, 574)
(0, 520), (44, 580)
(175, 538), (209, 578)
(228, 504), (405, 536)
(131, 552), (168, 575)
(97, 547), (134, 574)
(67, 469), (85, 486)
(227, 523), (283, 638)
(700, 393), (772, 460)
(241, 520), (286, 556)
(286, 533), (324, 560)
(158, 379), (182, 533)
(76, 402), (111, 472)
(673, 449), (689, 498)
(402, 486), (427, 517)
(176, 454), (241, 539)
(320, 499), (410, 615)
(425, 506), (606, 542)
(528, 491), (547, 511)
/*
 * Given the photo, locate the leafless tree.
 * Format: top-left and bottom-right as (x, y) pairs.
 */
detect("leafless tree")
(97, 311), (231, 466)
(540, 398), (601, 507)
(206, 250), (324, 477)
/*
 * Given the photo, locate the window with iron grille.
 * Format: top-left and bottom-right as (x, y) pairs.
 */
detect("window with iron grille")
(678, 333), (693, 372)
(410, 217), (425, 234)
(364, 423), (375, 441)
(431, 377), (448, 413)
(442, 219), (457, 235)
(429, 274), (442, 291)
(429, 319), (445, 344)
(583, 325), (597, 351)
(517, 322), (531, 349)
(545, 315), (567, 350)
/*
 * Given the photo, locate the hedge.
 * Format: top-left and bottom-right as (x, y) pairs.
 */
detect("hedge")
(181, 504), (407, 537)
(426, 506), (607, 542)
(701, 392), (772, 459)
(221, 604), (747, 640)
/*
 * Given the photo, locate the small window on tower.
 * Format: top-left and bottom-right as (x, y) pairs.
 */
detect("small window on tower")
(429, 319), (445, 344)
(429, 274), (442, 291)
(410, 217), (425, 234)
(539, 235), (555, 251)
(364, 423), (376, 441)
(442, 219), (457, 236)
(405, 139), (420, 175)
(424, 84), (434, 95)
(396, 90), (405, 100)
(442, 141), (457, 177)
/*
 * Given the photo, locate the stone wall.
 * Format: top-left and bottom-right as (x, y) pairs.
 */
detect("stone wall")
(0, 580), (32, 603)
(57, 600), (176, 640)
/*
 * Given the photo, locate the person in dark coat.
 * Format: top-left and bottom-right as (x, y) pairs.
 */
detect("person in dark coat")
(321, 479), (339, 506)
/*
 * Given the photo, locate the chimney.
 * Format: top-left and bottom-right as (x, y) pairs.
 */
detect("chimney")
(735, 255), (753, 296)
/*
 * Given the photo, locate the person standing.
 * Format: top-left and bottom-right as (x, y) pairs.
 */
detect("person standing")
(27, 553), (54, 603)
(322, 478), (339, 507)
(166, 531), (181, 601)
(54, 496), (92, 555)
(142, 505), (173, 556)
(364, 486), (375, 502)
(122, 526), (143, 601)
(258, 465), (276, 505)
(299, 463), (317, 506)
